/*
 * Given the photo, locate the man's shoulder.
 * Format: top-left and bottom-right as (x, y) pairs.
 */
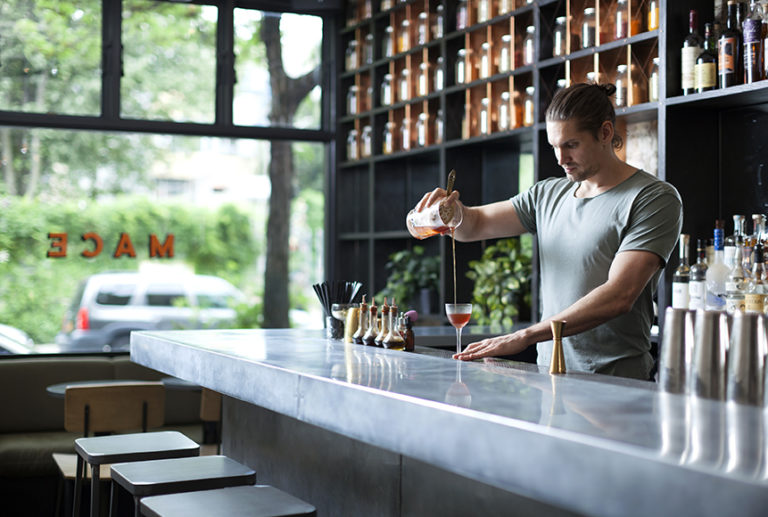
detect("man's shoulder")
(626, 170), (681, 200)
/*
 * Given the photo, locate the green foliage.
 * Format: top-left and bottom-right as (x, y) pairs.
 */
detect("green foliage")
(376, 246), (440, 307)
(466, 237), (533, 327)
(0, 196), (260, 343)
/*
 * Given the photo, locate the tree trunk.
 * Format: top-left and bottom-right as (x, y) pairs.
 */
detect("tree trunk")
(1, 128), (16, 195)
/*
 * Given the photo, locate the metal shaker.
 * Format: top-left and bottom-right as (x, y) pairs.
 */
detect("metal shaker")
(689, 309), (729, 400)
(726, 312), (764, 406)
(659, 307), (694, 393)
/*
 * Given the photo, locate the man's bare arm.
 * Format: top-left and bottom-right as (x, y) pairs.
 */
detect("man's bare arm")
(453, 249), (663, 360)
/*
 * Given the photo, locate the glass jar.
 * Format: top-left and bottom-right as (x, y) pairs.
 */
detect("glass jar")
(399, 68), (410, 102)
(364, 85), (373, 112)
(649, 56), (660, 102)
(630, 63), (647, 105)
(345, 40), (358, 71)
(615, 65), (628, 107)
(347, 129), (358, 160)
(383, 25), (394, 58)
(523, 25), (535, 66)
(380, 0), (392, 11)
(498, 0), (513, 15)
(457, 0), (469, 31)
(435, 56), (445, 90)
(648, 0), (659, 31)
(416, 112), (428, 147)
(401, 117), (411, 151)
(433, 4), (445, 39)
(435, 109), (444, 143)
(380, 74), (393, 106)
(364, 33), (374, 64)
(498, 91), (510, 131)
(399, 19), (411, 53)
(477, 0), (490, 24)
(480, 42), (492, 78)
(417, 62), (430, 96)
(418, 12), (429, 45)
(362, 0), (372, 19)
(582, 8), (596, 49)
(347, 85), (358, 115)
(615, 0), (628, 40)
(523, 86), (535, 127)
(382, 122), (396, 155)
(553, 16), (567, 57)
(499, 34), (512, 73)
(361, 125), (372, 158)
(456, 49), (468, 83)
(479, 97), (490, 135)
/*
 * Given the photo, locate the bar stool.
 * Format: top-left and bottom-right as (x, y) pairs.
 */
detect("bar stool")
(140, 485), (316, 517)
(64, 383), (200, 517)
(109, 455), (256, 517)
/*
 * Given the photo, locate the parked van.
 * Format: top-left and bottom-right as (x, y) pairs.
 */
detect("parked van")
(56, 271), (244, 352)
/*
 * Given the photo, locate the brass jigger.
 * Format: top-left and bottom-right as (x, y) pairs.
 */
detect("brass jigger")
(549, 320), (566, 374)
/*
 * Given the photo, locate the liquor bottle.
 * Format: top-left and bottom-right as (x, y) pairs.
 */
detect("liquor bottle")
(374, 298), (390, 347)
(682, 10), (704, 95)
(671, 234), (691, 309)
(725, 243), (747, 313)
(362, 298), (378, 346)
(743, 0), (764, 83)
(719, 1), (743, 88)
(695, 23), (718, 93)
(744, 213), (766, 270)
(706, 224), (730, 309)
(744, 243), (766, 313)
(382, 302), (405, 350)
(724, 214), (746, 269)
(403, 313), (415, 351)
(689, 239), (708, 310)
(353, 295), (369, 344)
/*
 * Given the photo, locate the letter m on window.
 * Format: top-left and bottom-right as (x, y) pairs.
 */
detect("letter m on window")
(149, 234), (175, 258)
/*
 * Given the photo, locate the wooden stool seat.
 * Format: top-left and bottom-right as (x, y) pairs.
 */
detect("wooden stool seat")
(110, 455), (256, 515)
(140, 485), (316, 517)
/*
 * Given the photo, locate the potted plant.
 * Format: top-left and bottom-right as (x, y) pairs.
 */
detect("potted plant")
(466, 237), (533, 328)
(377, 245), (440, 313)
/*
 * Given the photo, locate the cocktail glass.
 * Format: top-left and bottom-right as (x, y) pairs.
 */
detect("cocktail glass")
(445, 303), (472, 355)
(406, 201), (463, 240)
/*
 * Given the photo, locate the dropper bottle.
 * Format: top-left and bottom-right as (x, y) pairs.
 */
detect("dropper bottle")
(362, 298), (378, 346)
(353, 295), (369, 344)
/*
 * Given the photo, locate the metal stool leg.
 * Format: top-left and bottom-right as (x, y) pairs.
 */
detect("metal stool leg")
(73, 455), (84, 517)
(91, 462), (101, 517)
(109, 481), (118, 517)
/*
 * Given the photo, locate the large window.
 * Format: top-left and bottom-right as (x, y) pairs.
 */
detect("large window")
(0, 0), (334, 355)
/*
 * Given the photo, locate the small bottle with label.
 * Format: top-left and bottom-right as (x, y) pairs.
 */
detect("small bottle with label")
(401, 117), (411, 151)
(416, 112), (428, 147)
(399, 68), (411, 102)
(383, 25), (395, 58)
(649, 57), (660, 102)
(688, 239), (708, 310)
(671, 234), (691, 309)
(433, 4), (445, 39)
(499, 34), (512, 73)
(745, 243), (766, 313)
(382, 122), (396, 154)
(417, 62), (430, 96)
(479, 98), (490, 135)
(364, 33), (374, 64)
(648, 0), (659, 31)
(399, 19), (411, 53)
(725, 244), (746, 313)
(347, 129), (358, 161)
(553, 17), (567, 57)
(477, 0), (490, 24)
(345, 40), (359, 71)
(361, 125), (373, 158)
(582, 8), (597, 48)
(480, 42), (492, 78)
(347, 85), (359, 115)
(435, 56), (445, 90)
(381, 74), (393, 106)
(498, 91), (510, 131)
(456, 49), (468, 83)
(615, 65), (628, 107)
(523, 86), (535, 127)
(457, 0), (469, 31)
(523, 26), (535, 66)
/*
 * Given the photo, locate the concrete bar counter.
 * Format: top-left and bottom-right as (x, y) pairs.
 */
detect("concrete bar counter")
(130, 329), (768, 517)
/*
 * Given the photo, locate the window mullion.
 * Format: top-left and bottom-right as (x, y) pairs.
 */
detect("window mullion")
(216, 0), (236, 126)
(102, 0), (123, 120)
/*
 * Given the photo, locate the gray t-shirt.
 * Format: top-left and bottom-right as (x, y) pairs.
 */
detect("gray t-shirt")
(510, 170), (683, 379)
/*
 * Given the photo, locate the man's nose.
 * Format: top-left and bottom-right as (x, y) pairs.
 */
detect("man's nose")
(556, 149), (568, 165)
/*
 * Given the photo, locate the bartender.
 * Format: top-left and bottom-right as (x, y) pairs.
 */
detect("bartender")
(410, 83), (682, 380)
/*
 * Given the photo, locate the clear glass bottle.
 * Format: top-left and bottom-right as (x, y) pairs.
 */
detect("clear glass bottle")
(347, 85), (359, 115)
(477, 0), (490, 24)
(416, 112), (428, 147)
(383, 25), (395, 58)
(480, 42), (492, 78)
(498, 91), (510, 131)
(374, 299), (390, 347)
(725, 214), (746, 269)
(479, 97), (490, 135)
(499, 34), (512, 73)
(382, 303), (405, 350)
(523, 86), (535, 127)
(435, 109), (444, 143)
(433, 4), (445, 39)
(499, 0), (513, 15)
(417, 12), (429, 46)
(347, 129), (358, 161)
(399, 19), (411, 53)
(401, 117), (411, 151)
(417, 62), (430, 96)
(725, 243), (747, 313)
(582, 8), (597, 49)
(648, 0), (659, 31)
(364, 33), (374, 64)
(615, 65), (628, 107)
(457, 0), (469, 31)
(688, 239), (708, 310)
(671, 234), (691, 309)
(380, 0), (392, 11)
(649, 57), (660, 102)
(353, 297), (368, 344)
(456, 49), (468, 83)
(361, 125), (373, 158)
(630, 63), (648, 105)
(380, 74), (393, 106)
(553, 16), (567, 57)
(745, 243), (766, 313)
(362, 299), (378, 346)
(523, 25), (535, 66)
(435, 56), (445, 90)
(346, 40), (359, 72)
(706, 224), (730, 310)
(615, 0), (628, 39)
(382, 122), (396, 155)
(399, 68), (410, 102)
(362, 0), (372, 19)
